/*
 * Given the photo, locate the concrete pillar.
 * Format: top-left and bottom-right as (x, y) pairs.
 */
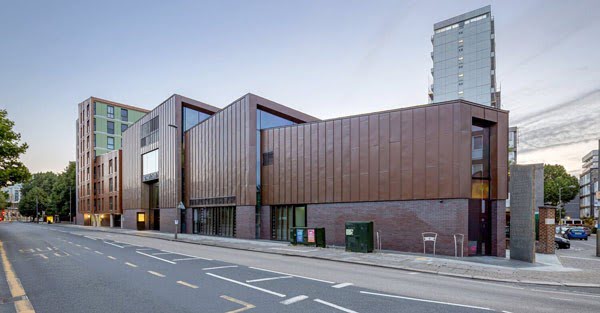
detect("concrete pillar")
(537, 206), (556, 254)
(110, 214), (114, 228)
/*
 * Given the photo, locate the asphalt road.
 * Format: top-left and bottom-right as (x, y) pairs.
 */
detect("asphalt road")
(1, 223), (599, 313)
(556, 234), (599, 271)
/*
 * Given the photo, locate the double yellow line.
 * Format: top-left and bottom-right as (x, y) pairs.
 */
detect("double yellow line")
(0, 241), (35, 313)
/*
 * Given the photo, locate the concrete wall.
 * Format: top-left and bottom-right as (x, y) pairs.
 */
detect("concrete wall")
(509, 164), (543, 263)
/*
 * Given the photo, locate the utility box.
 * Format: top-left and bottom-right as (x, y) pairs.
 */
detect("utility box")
(345, 221), (374, 253)
(289, 227), (326, 248)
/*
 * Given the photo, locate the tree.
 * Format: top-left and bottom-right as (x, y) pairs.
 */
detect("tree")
(543, 164), (579, 221)
(51, 162), (75, 218)
(0, 109), (30, 187)
(19, 172), (58, 218)
(0, 191), (7, 210)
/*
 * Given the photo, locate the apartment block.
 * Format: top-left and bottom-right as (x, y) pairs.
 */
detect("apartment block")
(580, 149), (599, 219)
(75, 97), (149, 226)
(430, 6), (500, 108)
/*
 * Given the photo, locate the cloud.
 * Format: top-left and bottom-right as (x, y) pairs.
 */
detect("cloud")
(515, 88), (600, 173)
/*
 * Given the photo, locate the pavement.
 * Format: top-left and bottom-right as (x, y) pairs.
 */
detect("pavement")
(1, 222), (600, 313)
(49, 223), (600, 288)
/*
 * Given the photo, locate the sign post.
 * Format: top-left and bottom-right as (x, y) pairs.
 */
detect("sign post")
(175, 202), (185, 240)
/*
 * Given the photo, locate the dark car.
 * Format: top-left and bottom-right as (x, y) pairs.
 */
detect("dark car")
(564, 227), (589, 240)
(555, 236), (570, 249)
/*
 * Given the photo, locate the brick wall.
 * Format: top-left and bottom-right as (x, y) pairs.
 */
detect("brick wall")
(260, 205), (272, 240)
(537, 206), (556, 254)
(236, 205), (256, 239)
(491, 200), (506, 257)
(307, 199), (469, 256)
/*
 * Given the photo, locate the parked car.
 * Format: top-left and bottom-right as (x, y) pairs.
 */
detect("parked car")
(564, 227), (589, 240)
(582, 227), (592, 236)
(555, 226), (570, 235)
(555, 236), (570, 249)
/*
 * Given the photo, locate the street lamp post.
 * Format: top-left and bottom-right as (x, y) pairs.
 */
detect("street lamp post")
(558, 185), (576, 226)
(168, 123), (184, 239)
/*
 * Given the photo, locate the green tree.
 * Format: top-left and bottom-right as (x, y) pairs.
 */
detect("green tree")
(0, 191), (8, 210)
(19, 187), (48, 218)
(51, 162), (75, 218)
(0, 109), (30, 187)
(544, 164), (579, 221)
(19, 172), (58, 218)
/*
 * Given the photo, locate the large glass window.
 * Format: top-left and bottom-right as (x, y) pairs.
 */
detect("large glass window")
(469, 121), (492, 256)
(193, 207), (236, 237)
(256, 109), (296, 185)
(183, 107), (211, 131)
(107, 106), (114, 119)
(142, 149), (159, 176)
(271, 205), (307, 241)
(121, 124), (128, 133)
(141, 116), (159, 147)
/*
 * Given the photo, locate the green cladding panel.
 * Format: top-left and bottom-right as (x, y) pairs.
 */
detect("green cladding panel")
(92, 100), (147, 156)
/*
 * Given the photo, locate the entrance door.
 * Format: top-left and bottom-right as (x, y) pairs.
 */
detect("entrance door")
(149, 182), (160, 231)
(468, 199), (492, 255)
(151, 209), (160, 231)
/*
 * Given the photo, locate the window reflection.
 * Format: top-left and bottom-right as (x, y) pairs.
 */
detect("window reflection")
(183, 107), (211, 131)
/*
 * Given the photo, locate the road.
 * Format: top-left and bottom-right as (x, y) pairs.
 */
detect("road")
(0, 223), (599, 313)
(556, 234), (599, 271)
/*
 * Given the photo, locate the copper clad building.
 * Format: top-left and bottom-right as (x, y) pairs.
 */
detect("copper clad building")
(121, 93), (508, 257)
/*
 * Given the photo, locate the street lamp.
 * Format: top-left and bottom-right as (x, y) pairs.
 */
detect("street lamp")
(558, 185), (576, 225)
(168, 123), (184, 239)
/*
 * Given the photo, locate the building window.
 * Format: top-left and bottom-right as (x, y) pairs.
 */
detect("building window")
(107, 106), (114, 119)
(142, 149), (159, 177)
(114, 157), (118, 172)
(262, 152), (274, 166)
(193, 207), (236, 237)
(107, 121), (115, 134)
(109, 196), (113, 211)
(109, 159), (113, 174)
(271, 205), (306, 241)
(121, 109), (128, 122)
(141, 116), (159, 147)
(109, 178), (113, 192)
(107, 137), (114, 150)
(121, 124), (128, 133)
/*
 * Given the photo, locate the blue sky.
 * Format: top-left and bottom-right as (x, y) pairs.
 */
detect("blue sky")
(1, 0), (599, 175)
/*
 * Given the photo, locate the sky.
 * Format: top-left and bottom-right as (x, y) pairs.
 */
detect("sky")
(1, 0), (599, 176)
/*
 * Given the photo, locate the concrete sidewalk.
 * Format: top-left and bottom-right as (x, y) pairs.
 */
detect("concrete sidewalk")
(53, 223), (600, 288)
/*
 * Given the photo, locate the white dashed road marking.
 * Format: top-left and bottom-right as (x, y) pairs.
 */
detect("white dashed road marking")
(314, 299), (358, 313)
(125, 262), (138, 268)
(206, 273), (286, 298)
(332, 283), (353, 289)
(136, 251), (176, 264)
(246, 276), (292, 283)
(202, 265), (238, 271)
(280, 295), (309, 305)
(107, 256), (117, 260)
(148, 271), (166, 278)
(95, 251), (104, 255)
(177, 281), (198, 289)
(249, 267), (335, 284)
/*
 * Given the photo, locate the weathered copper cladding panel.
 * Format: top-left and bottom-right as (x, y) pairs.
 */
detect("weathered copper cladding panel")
(260, 100), (509, 205)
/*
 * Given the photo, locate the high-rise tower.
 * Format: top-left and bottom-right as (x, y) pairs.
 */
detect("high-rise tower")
(429, 5), (500, 108)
